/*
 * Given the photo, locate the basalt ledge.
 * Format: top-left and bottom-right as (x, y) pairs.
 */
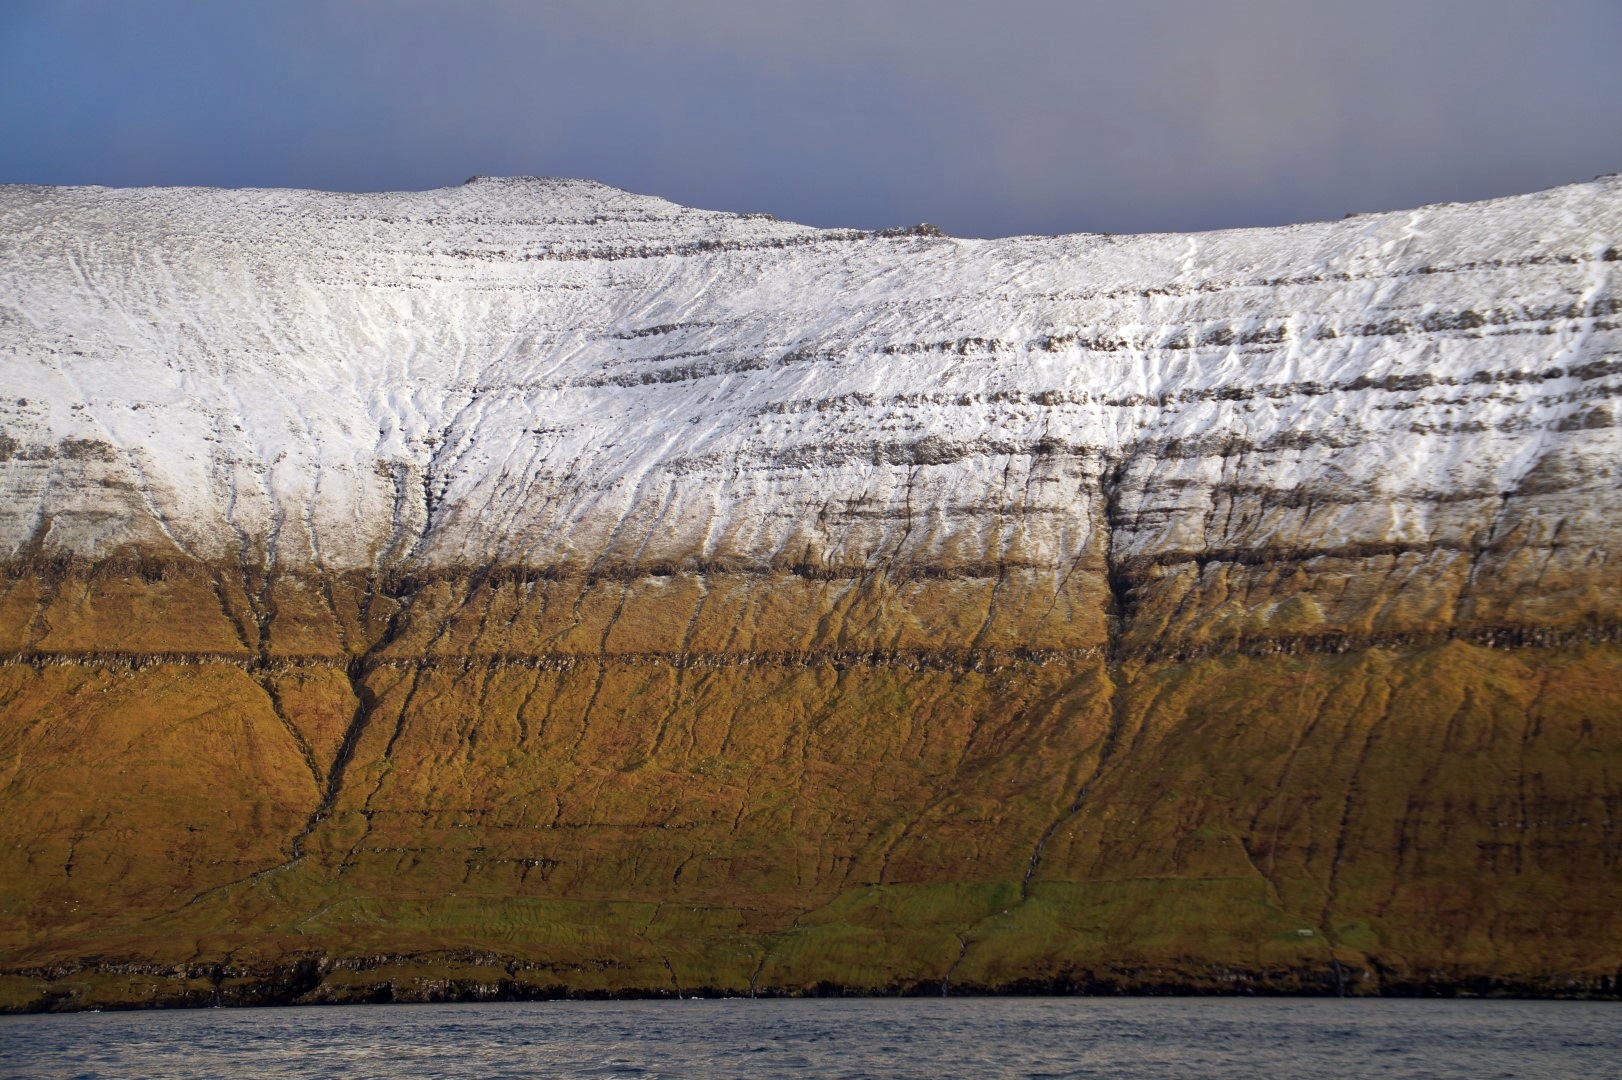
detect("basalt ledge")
(0, 176), (1618, 1009)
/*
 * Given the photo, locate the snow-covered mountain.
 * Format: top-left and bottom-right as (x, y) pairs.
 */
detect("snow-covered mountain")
(3, 175), (1616, 607)
(3, 178), (1621, 1006)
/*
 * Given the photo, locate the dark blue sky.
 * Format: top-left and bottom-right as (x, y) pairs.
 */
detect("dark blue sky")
(4, 1), (1620, 237)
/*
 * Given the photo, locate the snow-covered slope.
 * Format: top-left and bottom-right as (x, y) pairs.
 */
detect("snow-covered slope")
(1, 176), (1618, 595)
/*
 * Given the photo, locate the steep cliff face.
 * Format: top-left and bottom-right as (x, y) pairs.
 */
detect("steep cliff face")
(1, 177), (1618, 1008)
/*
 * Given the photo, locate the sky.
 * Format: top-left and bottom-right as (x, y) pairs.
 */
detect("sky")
(2, 0), (1620, 238)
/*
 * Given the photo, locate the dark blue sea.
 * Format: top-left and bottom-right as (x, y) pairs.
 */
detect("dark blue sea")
(2, 998), (1617, 1078)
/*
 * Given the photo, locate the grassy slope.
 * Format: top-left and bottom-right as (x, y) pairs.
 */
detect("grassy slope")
(0, 564), (1618, 1009)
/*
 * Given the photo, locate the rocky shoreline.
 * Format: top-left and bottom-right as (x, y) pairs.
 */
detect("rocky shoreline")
(9, 955), (1621, 1013)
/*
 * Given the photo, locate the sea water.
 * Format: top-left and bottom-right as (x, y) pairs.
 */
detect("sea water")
(2, 997), (1617, 1078)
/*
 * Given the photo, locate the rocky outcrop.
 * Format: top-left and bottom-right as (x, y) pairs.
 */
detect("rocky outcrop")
(0, 177), (1618, 1009)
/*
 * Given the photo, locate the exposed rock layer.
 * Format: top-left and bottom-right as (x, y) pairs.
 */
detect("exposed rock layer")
(0, 178), (1619, 1007)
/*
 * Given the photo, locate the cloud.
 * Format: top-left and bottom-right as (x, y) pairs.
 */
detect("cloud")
(2, 0), (1619, 235)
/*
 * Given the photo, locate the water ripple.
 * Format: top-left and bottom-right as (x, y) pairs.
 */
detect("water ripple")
(3, 998), (1619, 1079)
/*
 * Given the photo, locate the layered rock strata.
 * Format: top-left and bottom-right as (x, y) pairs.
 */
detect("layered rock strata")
(0, 177), (1619, 1008)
